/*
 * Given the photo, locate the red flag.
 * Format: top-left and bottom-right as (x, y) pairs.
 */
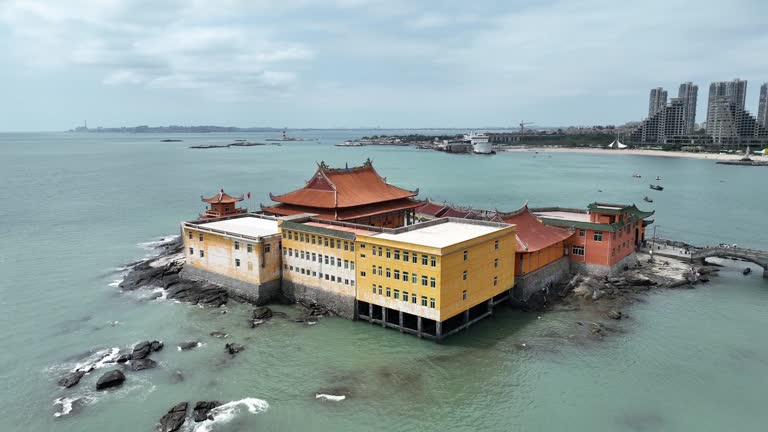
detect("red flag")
(247, 192), (251, 199)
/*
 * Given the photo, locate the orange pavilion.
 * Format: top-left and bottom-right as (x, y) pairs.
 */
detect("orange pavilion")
(200, 189), (246, 219)
(262, 160), (421, 227)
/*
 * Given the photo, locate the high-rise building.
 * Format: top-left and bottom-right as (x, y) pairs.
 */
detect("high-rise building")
(707, 79), (747, 132)
(677, 82), (698, 133)
(648, 87), (667, 117)
(630, 98), (687, 144)
(758, 83), (768, 129)
(706, 95), (768, 145)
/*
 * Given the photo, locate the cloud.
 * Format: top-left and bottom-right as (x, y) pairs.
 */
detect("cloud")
(0, 0), (314, 98)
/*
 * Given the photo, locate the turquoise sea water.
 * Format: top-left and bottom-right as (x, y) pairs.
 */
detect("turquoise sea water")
(0, 131), (767, 432)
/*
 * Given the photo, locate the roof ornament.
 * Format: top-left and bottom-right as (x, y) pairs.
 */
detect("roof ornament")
(318, 160), (329, 170)
(364, 157), (372, 167)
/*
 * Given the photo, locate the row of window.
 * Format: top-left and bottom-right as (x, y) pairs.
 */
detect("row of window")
(189, 247), (204, 258)
(233, 241), (271, 253)
(285, 265), (356, 286)
(361, 246), (439, 267)
(371, 285), (436, 308)
(284, 231), (355, 251)
(284, 248), (356, 270)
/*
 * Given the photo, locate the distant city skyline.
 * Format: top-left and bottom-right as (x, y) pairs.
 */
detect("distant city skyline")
(1, 0), (767, 132)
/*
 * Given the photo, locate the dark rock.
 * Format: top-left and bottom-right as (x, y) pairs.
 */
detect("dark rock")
(210, 331), (228, 338)
(252, 307), (273, 320)
(607, 310), (622, 320)
(158, 402), (188, 432)
(96, 370), (125, 390)
(131, 341), (152, 360)
(58, 370), (85, 388)
(151, 340), (164, 352)
(116, 353), (132, 364)
(178, 341), (200, 351)
(193, 401), (221, 422)
(128, 358), (157, 371)
(165, 282), (228, 308)
(225, 343), (244, 355)
(699, 275), (710, 283)
(625, 273), (657, 286)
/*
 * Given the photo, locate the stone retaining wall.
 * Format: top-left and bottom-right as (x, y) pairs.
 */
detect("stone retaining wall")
(180, 266), (281, 305)
(570, 252), (639, 276)
(513, 256), (571, 301)
(281, 280), (357, 319)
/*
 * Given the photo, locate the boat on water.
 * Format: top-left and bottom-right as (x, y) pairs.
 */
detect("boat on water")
(644, 196), (653, 203)
(656, 176), (662, 181)
(632, 174), (642, 178)
(743, 267), (752, 275)
(649, 184), (664, 191)
(335, 141), (364, 147)
(465, 132), (494, 155)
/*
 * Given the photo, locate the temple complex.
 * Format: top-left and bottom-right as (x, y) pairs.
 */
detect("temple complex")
(262, 160), (421, 227)
(200, 189), (246, 219)
(182, 169), (655, 340)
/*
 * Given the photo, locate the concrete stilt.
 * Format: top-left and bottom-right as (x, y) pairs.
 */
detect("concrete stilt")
(436, 321), (443, 340)
(399, 311), (404, 333)
(464, 309), (469, 324)
(763, 268), (768, 279)
(368, 303), (373, 324)
(417, 316), (423, 338)
(487, 298), (493, 316)
(382, 308), (387, 328)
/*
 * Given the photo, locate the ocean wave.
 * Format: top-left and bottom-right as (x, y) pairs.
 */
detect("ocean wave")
(316, 393), (346, 402)
(108, 279), (123, 287)
(138, 235), (179, 251)
(70, 347), (120, 373)
(193, 398), (269, 432)
(53, 396), (92, 418)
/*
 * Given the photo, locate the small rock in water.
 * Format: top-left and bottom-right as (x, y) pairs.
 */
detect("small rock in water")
(57, 370), (86, 388)
(210, 331), (228, 338)
(150, 340), (164, 352)
(95, 370), (125, 390)
(178, 341), (200, 351)
(116, 353), (132, 364)
(607, 310), (623, 320)
(225, 343), (244, 355)
(158, 402), (188, 432)
(169, 370), (184, 384)
(252, 307), (273, 320)
(193, 400), (221, 422)
(131, 341), (152, 360)
(128, 358), (157, 371)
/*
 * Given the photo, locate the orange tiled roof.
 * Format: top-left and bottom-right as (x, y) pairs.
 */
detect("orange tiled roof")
(202, 190), (244, 204)
(270, 160), (418, 209)
(263, 198), (420, 221)
(415, 199), (449, 217)
(499, 204), (574, 252)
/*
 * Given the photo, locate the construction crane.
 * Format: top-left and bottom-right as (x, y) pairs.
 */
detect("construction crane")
(519, 121), (535, 134)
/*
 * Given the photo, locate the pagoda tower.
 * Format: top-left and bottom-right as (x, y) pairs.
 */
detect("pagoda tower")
(201, 189), (245, 219)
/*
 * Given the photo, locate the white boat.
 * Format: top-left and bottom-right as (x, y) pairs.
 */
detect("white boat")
(465, 132), (493, 154)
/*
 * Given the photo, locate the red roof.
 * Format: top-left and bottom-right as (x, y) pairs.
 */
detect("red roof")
(263, 198), (420, 221)
(499, 204), (574, 252)
(202, 190), (243, 204)
(270, 160), (418, 209)
(415, 199), (449, 217)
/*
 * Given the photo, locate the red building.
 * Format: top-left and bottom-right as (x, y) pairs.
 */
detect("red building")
(496, 204), (574, 276)
(262, 160), (421, 227)
(200, 190), (246, 219)
(534, 202), (654, 274)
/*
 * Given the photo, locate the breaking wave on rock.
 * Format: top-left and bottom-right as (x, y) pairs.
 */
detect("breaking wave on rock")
(192, 398), (269, 432)
(315, 393), (346, 402)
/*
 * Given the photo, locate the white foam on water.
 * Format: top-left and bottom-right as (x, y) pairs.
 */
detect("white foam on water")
(71, 347), (120, 373)
(315, 394), (346, 402)
(138, 235), (179, 251)
(108, 279), (123, 287)
(53, 396), (93, 417)
(193, 398), (269, 432)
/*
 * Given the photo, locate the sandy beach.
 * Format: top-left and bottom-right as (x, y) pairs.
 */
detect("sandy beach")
(502, 146), (768, 161)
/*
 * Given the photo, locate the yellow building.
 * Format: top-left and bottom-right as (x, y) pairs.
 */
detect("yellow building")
(278, 215), (364, 318)
(355, 218), (516, 339)
(181, 214), (283, 304)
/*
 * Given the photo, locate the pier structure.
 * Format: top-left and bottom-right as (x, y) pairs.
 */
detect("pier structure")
(692, 247), (768, 278)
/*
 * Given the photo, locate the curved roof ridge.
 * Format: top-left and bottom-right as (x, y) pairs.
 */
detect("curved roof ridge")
(202, 189), (243, 204)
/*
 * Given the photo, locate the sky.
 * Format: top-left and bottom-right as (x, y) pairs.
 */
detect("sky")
(1, 0), (767, 131)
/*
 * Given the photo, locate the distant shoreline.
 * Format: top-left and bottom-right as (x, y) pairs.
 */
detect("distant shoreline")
(503, 147), (768, 162)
